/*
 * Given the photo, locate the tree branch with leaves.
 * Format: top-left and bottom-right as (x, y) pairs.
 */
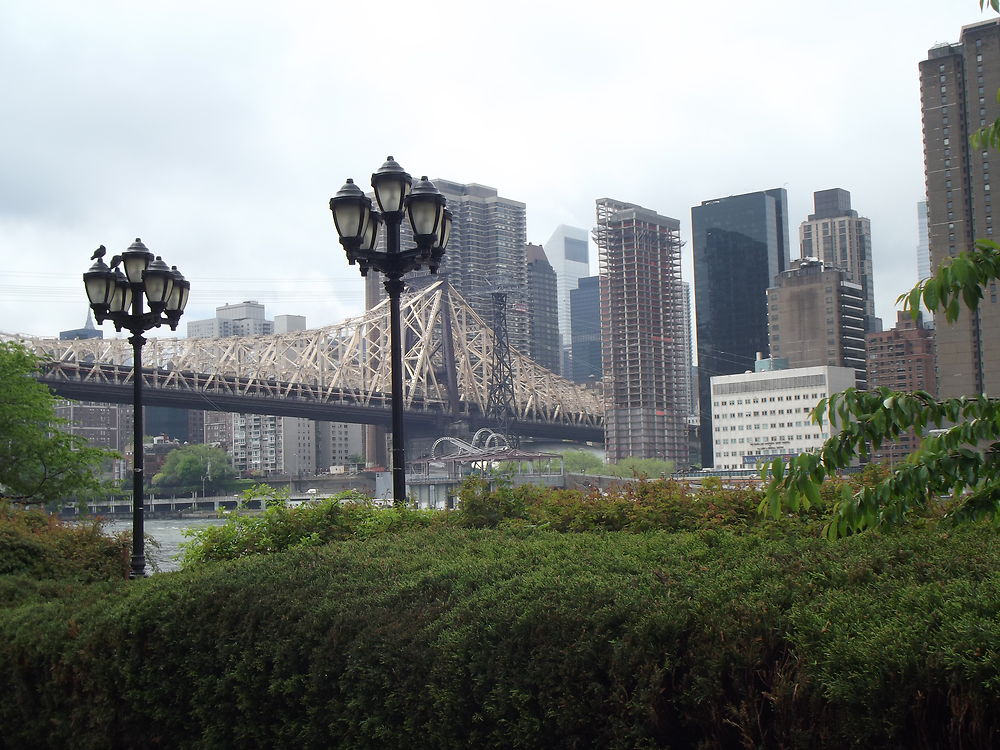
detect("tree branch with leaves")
(762, 0), (1000, 536)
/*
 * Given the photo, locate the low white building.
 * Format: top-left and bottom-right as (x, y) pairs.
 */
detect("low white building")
(709, 365), (856, 471)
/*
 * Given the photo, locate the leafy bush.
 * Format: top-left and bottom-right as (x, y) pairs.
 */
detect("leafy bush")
(180, 490), (440, 565)
(2, 525), (1000, 748)
(0, 502), (129, 583)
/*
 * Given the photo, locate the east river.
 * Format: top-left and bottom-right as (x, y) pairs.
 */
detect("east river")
(102, 517), (228, 573)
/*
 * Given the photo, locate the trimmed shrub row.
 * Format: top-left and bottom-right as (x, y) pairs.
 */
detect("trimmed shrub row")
(2, 525), (1000, 748)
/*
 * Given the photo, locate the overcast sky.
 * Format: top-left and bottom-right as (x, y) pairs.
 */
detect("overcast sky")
(0, 1), (990, 342)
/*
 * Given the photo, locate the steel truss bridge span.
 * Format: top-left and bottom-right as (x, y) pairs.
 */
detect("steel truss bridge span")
(12, 280), (604, 442)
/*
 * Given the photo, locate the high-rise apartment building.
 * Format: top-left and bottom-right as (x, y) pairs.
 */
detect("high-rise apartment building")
(55, 315), (129, 479)
(432, 180), (529, 354)
(187, 301), (274, 339)
(363, 179), (529, 354)
(188, 303), (362, 476)
(799, 189), (879, 331)
(767, 258), (868, 389)
(692, 188), (790, 467)
(595, 198), (687, 466)
(867, 311), (937, 464)
(917, 200), (932, 281)
(543, 225), (591, 374)
(920, 18), (1000, 397)
(570, 275), (602, 383)
(525, 243), (561, 373)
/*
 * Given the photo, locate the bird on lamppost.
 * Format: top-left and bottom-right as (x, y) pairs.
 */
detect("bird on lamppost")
(82, 238), (191, 578)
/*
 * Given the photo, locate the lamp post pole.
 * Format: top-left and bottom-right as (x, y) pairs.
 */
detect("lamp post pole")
(330, 157), (451, 505)
(83, 239), (190, 578)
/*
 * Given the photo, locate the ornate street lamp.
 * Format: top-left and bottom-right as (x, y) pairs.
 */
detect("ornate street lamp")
(83, 239), (190, 578)
(330, 157), (450, 504)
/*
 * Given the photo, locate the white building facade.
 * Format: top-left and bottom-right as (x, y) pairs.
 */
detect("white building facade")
(709, 365), (856, 471)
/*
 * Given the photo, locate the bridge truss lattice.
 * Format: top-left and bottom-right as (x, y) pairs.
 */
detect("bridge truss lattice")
(7, 280), (603, 432)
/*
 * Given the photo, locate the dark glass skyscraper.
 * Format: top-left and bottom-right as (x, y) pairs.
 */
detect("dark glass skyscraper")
(570, 275), (602, 383)
(525, 243), (561, 373)
(692, 188), (790, 467)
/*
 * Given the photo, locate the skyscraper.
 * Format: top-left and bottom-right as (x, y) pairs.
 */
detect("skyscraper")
(595, 198), (687, 466)
(692, 188), (790, 467)
(920, 18), (1000, 397)
(570, 275), (602, 383)
(867, 311), (937, 464)
(799, 189), (878, 331)
(767, 258), (868, 389)
(543, 225), (591, 374)
(525, 243), (561, 373)
(433, 180), (529, 354)
(916, 200), (932, 282)
(365, 180), (530, 355)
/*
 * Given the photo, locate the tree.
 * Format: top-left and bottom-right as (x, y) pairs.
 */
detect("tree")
(607, 457), (675, 479)
(762, 1), (1000, 537)
(561, 450), (604, 474)
(152, 443), (236, 495)
(0, 342), (115, 505)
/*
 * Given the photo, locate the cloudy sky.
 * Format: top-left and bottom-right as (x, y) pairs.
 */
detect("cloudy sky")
(0, 0), (990, 342)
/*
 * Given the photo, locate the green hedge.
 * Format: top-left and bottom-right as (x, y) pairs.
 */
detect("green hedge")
(2, 525), (1000, 748)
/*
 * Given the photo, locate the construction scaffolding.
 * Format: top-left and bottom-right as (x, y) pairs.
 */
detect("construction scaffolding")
(594, 198), (688, 466)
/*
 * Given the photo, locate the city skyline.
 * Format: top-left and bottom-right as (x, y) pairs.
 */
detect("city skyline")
(0, 2), (989, 344)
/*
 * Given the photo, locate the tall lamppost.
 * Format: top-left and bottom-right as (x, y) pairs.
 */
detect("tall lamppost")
(330, 156), (451, 504)
(83, 239), (190, 578)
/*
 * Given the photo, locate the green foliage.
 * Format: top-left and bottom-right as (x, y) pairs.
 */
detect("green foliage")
(179, 490), (437, 565)
(455, 475), (776, 534)
(765, 0), (1000, 537)
(901, 239), (1000, 323)
(3, 525), (1000, 747)
(560, 449), (604, 473)
(0, 501), (129, 584)
(606, 456), (675, 478)
(151, 443), (236, 494)
(0, 342), (117, 505)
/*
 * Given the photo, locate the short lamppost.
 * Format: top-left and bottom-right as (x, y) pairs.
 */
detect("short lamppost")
(329, 156), (451, 504)
(83, 239), (190, 578)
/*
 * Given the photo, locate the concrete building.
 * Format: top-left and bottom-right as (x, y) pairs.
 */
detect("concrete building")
(917, 200), (932, 282)
(595, 198), (688, 466)
(55, 314), (129, 480)
(188, 302), (362, 476)
(187, 301), (274, 339)
(570, 275), (602, 383)
(799, 189), (878, 331)
(920, 19), (1000, 397)
(767, 258), (868, 389)
(692, 188), (790, 466)
(866, 311), (937, 464)
(709, 364), (856, 471)
(525, 243), (561, 373)
(543, 225), (591, 374)
(363, 178), (529, 355)
(274, 315), (307, 334)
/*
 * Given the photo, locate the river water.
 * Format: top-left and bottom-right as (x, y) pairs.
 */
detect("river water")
(102, 517), (228, 573)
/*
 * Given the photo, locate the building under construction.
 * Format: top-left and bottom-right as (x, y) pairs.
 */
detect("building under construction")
(595, 198), (688, 466)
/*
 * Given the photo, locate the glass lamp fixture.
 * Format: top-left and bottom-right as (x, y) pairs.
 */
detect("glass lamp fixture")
(83, 258), (115, 317)
(406, 176), (446, 256)
(121, 238), (154, 285)
(329, 179), (371, 246)
(371, 156), (412, 216)
(142, 256), (175, 312)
